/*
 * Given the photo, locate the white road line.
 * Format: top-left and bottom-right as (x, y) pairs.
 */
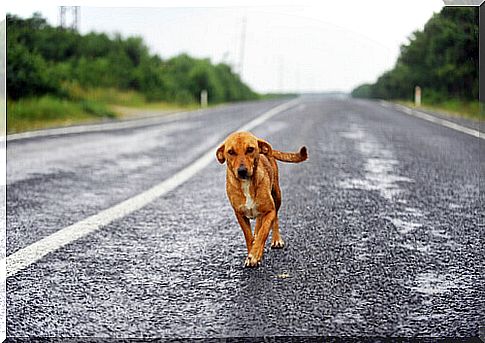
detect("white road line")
(1, 98), (299, 279)
(382, 101), (484, 140)
(5, 108), (207, 142)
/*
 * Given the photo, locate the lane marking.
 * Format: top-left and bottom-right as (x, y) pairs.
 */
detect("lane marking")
(380, 101), (484, 140)
(1, 99), (299, 279)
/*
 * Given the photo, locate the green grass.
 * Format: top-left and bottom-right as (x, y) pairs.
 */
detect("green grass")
(65, 84), (147, 107)
(8, 85), (233, 133)
(64, 84), (198, 109)
(7, 87), (201, 133)
(396, 99), (483, 121)
(0, 98), (5, 137)
(65, 84), (198, 117)
(259, 93), (298, 100)
(7, 96), (116, 134)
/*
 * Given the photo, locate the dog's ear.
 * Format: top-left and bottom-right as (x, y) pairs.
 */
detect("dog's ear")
(216, 144), (226, 164)
(258, 139), (272, 156)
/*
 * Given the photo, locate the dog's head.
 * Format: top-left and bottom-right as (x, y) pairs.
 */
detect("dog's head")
(216, 131), (272, 180)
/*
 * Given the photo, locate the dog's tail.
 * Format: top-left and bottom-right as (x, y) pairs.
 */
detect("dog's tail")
(272, 146), (308, 163)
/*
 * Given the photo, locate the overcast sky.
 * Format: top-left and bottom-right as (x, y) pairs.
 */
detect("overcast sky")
(6, 1), (445, 93)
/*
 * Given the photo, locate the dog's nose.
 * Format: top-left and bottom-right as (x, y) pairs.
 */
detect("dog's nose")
(237, 166), (248, 179)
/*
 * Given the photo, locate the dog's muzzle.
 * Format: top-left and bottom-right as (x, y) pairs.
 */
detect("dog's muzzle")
(237, 166), (249, 179)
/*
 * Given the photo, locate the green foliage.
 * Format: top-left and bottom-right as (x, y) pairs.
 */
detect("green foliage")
(64, 84), (147, 107)
(79, 100), (116, 118)
(7, 37), (61, 99)
(398, 99), (482, 121)
(351, 7), (478, 103)
(7, 13), (258, 104)
(350, 84), (373, 99)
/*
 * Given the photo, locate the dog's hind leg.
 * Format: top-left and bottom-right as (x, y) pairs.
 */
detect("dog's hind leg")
(270, 216), (285, 249)
(270, 185), (285, 249)
(254, 216), (262, 240)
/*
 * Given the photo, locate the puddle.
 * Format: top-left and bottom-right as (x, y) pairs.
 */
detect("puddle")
(338, 126), (413, 201)
(7, 121), (198, 184)
(430, 228), (451, 239)
(339, 125), (461, 270)
(116, 155), (154, 172)
(404, 207), (424, 217)
(410, 313), (446, 321)
(410, 272), (457, 295)
(331, 311), (364, 324)
(448, 203), (462, 210)
(389, 218), (422, 234)
(399, 242), (431, 253)
(261, 121), (288, 134)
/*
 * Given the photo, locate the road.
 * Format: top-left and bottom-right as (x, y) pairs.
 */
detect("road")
(5, 96), (484, 338)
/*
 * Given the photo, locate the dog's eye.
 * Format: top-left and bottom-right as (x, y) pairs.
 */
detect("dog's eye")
(246, 147), (254, 154)
(228, 149), (236, 156)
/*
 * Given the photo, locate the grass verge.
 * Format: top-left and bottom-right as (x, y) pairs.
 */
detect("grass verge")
(7, 87), (200, 134)
(396, 100), (483, 121)
(7, 96), (116, 134)
(65, 84), (147, 107)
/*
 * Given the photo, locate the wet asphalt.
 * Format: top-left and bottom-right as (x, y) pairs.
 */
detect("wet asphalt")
(6, 95), (484, 338)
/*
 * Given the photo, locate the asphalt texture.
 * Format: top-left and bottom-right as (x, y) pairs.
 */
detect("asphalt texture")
(6, 96), (484, 338)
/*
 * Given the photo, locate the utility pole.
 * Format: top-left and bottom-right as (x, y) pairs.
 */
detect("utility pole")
(415, 86), (421, 107)
(59, 6), (80, 30)
(200, 90), (208, 108)
(238, 16), (247, 77)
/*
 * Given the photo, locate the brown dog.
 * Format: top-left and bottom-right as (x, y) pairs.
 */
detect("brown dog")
(216, 131), (308, 267)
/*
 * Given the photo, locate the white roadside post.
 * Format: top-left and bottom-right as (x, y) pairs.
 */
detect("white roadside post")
(414, 86), (421, 107)
(201, 89), (208, 108)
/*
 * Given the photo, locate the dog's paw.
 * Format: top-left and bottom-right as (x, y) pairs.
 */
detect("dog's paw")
(271, 238), (285, 249)
(244, 254), (261, 268)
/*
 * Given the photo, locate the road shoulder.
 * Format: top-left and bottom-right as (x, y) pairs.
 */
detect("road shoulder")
(383, 101), (483, 133)
(379, 101), (484, 139)
(5, 107), (206, 142)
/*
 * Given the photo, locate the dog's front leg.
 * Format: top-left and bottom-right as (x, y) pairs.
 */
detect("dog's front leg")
(245, 210), (276, 267)
(235, 212), (253, 254)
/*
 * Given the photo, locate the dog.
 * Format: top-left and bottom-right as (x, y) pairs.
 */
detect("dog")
(216, 131), (308, 267)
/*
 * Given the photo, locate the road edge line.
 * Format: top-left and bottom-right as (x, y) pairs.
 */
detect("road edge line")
(380, 101), (484, 140)
(5, 110), (199, 142)
(1, 98), (300, 279)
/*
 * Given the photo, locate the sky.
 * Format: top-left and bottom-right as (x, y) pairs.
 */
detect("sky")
(5, 0), (445, 93)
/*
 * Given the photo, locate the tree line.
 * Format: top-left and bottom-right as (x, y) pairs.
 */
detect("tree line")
(351, 7), (478, 103)
(7, 13), (258, 104)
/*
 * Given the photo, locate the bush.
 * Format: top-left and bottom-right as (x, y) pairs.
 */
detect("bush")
(7, 41), (61, 99)
(7, 13), (259, 104)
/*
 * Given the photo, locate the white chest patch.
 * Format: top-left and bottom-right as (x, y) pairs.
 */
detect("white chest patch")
(241, 180), (258, 219)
